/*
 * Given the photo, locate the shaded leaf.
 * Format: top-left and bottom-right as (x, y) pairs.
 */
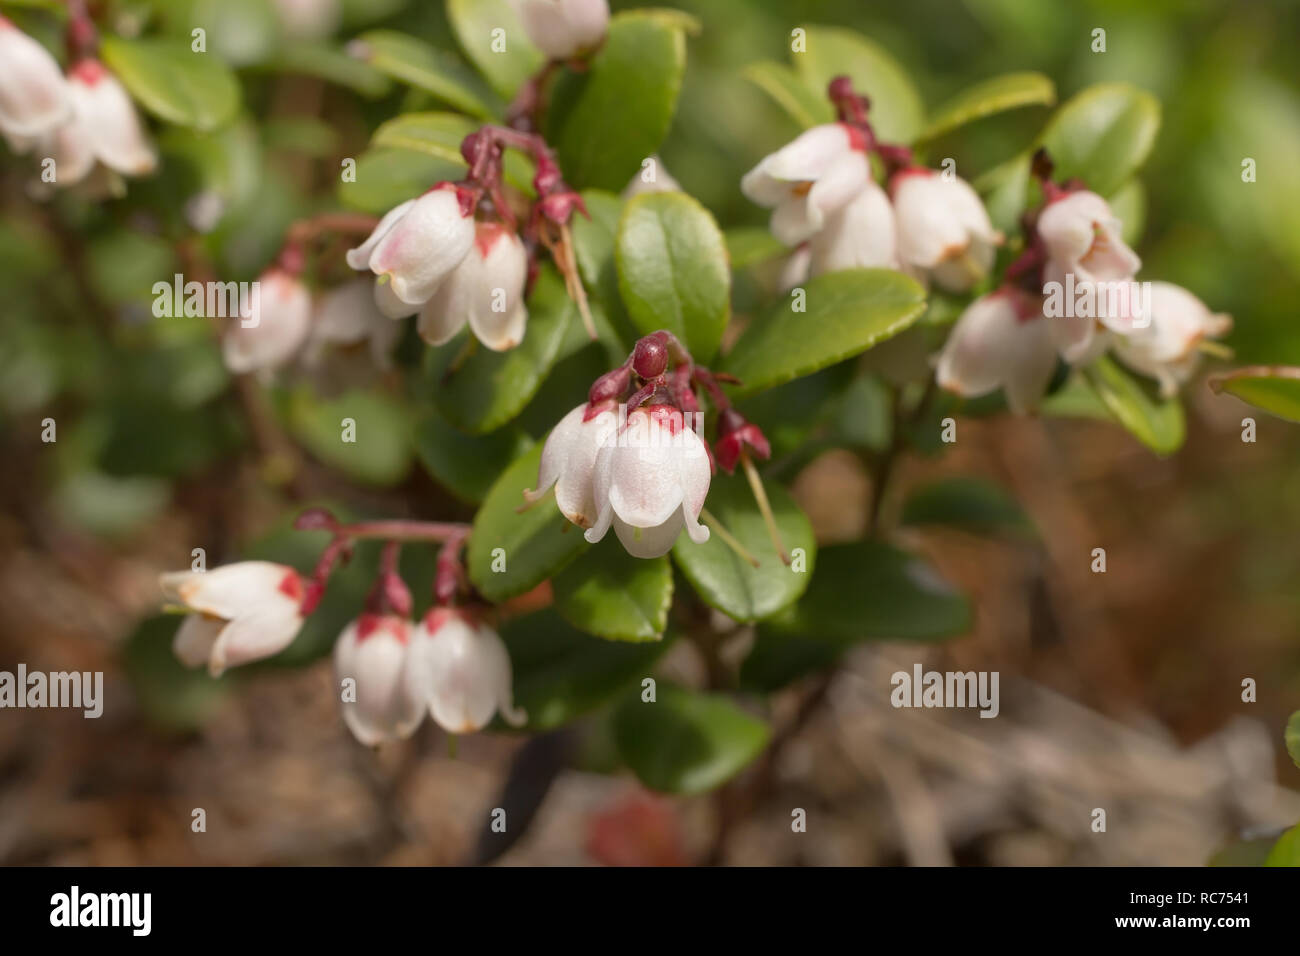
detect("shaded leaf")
(101, 36), (240, 131)
(552, 542), (672, 642)
(1209, 366), (1300, 424)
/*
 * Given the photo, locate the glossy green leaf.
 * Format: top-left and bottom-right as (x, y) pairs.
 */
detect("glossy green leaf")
(1264, 824), (1300, 867)
(793, 26), (924, 143)
(901, 477), (1036, 538)
(412, 408), (533, 504)
(1108, 179), (1147, 247)
(423, 266), (574, 434)
(501, 610), (672, 731)
(552, 543), (672, 642)
(370, 111), (535, 193)
(742, 60), (833, 130)
(467, 442), (589, 602)
(1040, 82), (1161, 197)
(616, 192), (731, 362)
(446, 0), (544, 99)
(285, 387), (413, 487)
(725, 226), (787, 270)
(351, 30), (498, 119)
(570, 189), (637, 355)
(1084, 356), (1186, 455)
(546, 12), (686, 191)
(1286, 710), (1300, 769)
(101, 37), (240, 131)
(337, 148), (464, 215)
(612, 684), (770, 794)
(721, 269), (927, 394)
(1209, 366), (1300, 424)
(672, 472), (815, 623)
(918, 71), (1055, 143)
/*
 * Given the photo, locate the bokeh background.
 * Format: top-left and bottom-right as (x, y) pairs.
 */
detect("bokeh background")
(2, 0), (1299, 865)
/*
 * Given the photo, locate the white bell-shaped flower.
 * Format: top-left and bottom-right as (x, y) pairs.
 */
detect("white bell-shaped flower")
(404, 608), (526, 734)
(0, 17), (71, 140)
(160, 561), (306, 676)
(333, 614), (424, 746)
(417, 223), (529, 351)
(585, 405), (712, 558)
(1110, 282), (1232, 397)
(514, 0), (610, 60)
(524, 402), (620, 528)
(304, 278), (402, 369)
(741, 123), (871, 246)
(808, 179), (899, 276)
(935, 288), (1057, 414)
(60, 60), (157, 181)
(223, 268), (313, 375)
(892, 169), (1001, 293)
(346, 184), (476, 308)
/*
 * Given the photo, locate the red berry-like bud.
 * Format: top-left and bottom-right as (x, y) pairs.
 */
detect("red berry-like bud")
(632, 332), (670, 379)
(828, 75), (854, 102)
(714, 410), (771, 474)
(589, 365), (632, 405)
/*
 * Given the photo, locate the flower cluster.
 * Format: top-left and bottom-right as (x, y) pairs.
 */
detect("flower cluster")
(159, 516), (525, 746)
(0, 16), (155, 196)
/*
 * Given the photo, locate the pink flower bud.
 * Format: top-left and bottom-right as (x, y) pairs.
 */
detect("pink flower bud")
(333, 614), (424, 746)
(404, 608), (525, 734)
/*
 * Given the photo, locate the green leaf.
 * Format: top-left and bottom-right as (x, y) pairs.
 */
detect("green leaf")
(285, 387), (413, 487)
(337, 148), (464, 215)
(351, 30), (498, 119)
(612, 684), (770, 794)
(1264, 824), (1300, 867)
(742, 60), (834, 130)
(446, 0), (544, 100)
(100, 37), (240, 131)
(918, 71), (1055, 143)
(501, 610), (672, 731)
(546, 11), (686, 191)
(553, 542), (672, 642)
(370, 111), (535, 194)
(1039, 82), (1161, 197)
(570, 189), (637, 355)
(615, 192), (731, 362)
(725, 226), (787, 270)
(901, 477), (1036, 538)
(1286, 711), (1300, 769)
(671, 472), (815, 623)
(412, 408), (533, 504)
(467, 442), (589, 603)
(1209, 366), (1300, 424)
(721, 269), (927, 395)
(124, 615), (227, 731)
(1084, 355), (1186, 455)
(793, 26), (924, 144)
(423, 265), (574, 434)
(1108, 179), (1147, 247)
(271, 42), (393, 97)
(1207, 835), (1282, 867)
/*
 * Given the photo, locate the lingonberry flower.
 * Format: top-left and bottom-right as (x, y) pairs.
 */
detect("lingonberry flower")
(333, 613), (424, 746)
(223, 267), (313, 375)
(304, 278), (402, 369)
(417, 222), (529, 351)
(741, 123), (872, 246)
(346, 184), (476, 308)
(524, 401), (620, 528)
(160, 561), (307, 677)
(404, 607), (526, 734)
(514, 0), (610, 61)
(1037, 190), (1141, 295)
(585, 405), (712, 559)
(0, 17), (70, 142)
(807, 179), (899, 276)
(36, 59), (157, 186)
(935, 287), (1057, 414)
(1109, 282), (1232, 397)
(891, 168), (1001, 292)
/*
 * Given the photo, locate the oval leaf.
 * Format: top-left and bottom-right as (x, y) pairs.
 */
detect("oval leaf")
(552, 542), (672, 642)
(1209, 366), (1300, 423)
(351, 30), (498, 119)
(370, 111), (535, 193)
(721, 269), (927, 394)
(612, 684), (771, 795)
(742, 60), (833, 130)
(616, 192), (731, 362)
(285, 387), (412, 487)
(1084, 355), (1186, 455)
(446, 0), (544, 99)
(338, 148), (464, 214)
(100, 37), (240, 131)
(901, 477), (1036, 538)
(1039, 82), (1160, 197)
(918, 71), (1055, 143)
(271, 42), (393, 97)
(413, 408), (533, 504)
(671, 472), (815, 623)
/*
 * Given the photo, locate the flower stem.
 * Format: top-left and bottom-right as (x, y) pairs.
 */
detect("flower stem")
(742, 453), (789, 565)
(701, 508), (760, 568)
(336, 520), (472, 543)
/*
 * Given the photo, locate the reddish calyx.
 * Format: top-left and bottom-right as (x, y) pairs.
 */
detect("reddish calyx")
(714, 408), (771, 474)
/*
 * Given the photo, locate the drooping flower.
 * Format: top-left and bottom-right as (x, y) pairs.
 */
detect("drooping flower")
(160, 561), (307, 677)
(892, 168), (1001, 293)
(333, 613), (424, 746)
(404, 607), (526, 734)
(524, 401), (620, 528)
(741, 123), (872, 246)
(417, 222), (529, 351)
(346, 184), (476, 308)
(303, 278), (402, 369)
(807, 178), (899, 276)
(935, 287), (1057, 414)
(1038, 190), (1141, 291)
(514, 0), (610, 61)
(585, 405), (711, 558)
(223, 267), (313, 375)
(0, 17), (70, 141)
(1110, 282), (1232, 397)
